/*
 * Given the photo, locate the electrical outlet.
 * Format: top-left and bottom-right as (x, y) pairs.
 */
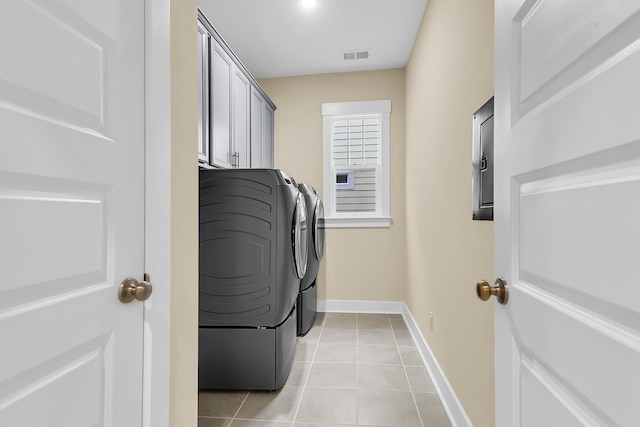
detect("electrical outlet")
(429, 311), (434, 331)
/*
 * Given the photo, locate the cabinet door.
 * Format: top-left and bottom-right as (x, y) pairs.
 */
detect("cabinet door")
(263, 103), (274, 168)
(250, 87), (264, 168)
(250, 87), (275, 168)
(211, 41), (233, 168)
(197, 22), (210, 164)
(233, 69), (250, 168)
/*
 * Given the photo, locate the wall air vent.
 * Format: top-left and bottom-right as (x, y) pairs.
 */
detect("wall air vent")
(342, 50), (369, 61)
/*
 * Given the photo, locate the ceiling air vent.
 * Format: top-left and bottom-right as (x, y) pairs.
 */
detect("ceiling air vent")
(342, 50), (369, 61)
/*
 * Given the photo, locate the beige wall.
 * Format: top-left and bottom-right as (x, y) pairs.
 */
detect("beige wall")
(405, 0), (495, 426)
(259, 70), (407, 302)
(170, 0), (199, 425)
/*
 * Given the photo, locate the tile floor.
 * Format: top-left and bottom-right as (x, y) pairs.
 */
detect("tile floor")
(198, 312), (452, 427)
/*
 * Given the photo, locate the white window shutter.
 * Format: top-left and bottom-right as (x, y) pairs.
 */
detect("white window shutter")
(331, 117), (380, 166)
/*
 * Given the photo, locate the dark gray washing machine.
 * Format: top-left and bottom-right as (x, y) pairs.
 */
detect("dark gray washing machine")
(198, 168), (308, 390)
(296, 183), (325, 336)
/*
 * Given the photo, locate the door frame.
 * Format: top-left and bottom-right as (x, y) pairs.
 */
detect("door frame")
(143, 0), (174, 425)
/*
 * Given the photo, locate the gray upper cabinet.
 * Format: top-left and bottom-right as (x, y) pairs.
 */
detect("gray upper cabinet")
(198, 10), (275, 169)
(197, 21), (210, 164)
(233, 68), (250, 168)
(210, 40), (233, 169)
(263, 102), (274, 168)
(251, 88), (275, 168)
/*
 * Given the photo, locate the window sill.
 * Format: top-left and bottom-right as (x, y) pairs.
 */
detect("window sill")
(324, 217), (391, 228)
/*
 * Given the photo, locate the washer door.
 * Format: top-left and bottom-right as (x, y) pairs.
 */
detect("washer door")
(313, 199), (325, 260)
(293, 192), (309, 279)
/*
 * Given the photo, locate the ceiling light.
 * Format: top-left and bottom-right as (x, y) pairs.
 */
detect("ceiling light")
(301, 0), (316, 9)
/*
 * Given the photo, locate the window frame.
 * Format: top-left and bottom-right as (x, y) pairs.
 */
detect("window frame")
(322, 100), (391, 228)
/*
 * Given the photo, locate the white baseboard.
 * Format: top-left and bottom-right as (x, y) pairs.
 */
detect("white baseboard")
(318, 299), (472, 427)
(400, 303), (473, 427)
(318, 299), (404, 314)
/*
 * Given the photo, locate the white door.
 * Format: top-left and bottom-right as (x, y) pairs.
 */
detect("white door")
(0, 0), (146, 425)
(494, 1), (640, 426)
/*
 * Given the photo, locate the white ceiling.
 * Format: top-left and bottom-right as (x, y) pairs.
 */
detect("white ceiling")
(198, 0), (429, 79)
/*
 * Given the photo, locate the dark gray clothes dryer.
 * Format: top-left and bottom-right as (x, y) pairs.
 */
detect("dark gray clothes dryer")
(199, 168), (308, 390)
(296, 183), (325, 336)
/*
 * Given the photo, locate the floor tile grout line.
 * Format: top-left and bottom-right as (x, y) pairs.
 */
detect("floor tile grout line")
(230, 391), (251, 422)
(291, 313), (326, 425)
(198, 415), (233, 420)
(392, 314), (426, 427)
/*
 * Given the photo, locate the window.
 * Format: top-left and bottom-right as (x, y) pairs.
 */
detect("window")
(322, 100), (391, 227)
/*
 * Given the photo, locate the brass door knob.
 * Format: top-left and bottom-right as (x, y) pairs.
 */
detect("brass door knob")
(476, 277), (509, 305)
(119, 275), (153, 303)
